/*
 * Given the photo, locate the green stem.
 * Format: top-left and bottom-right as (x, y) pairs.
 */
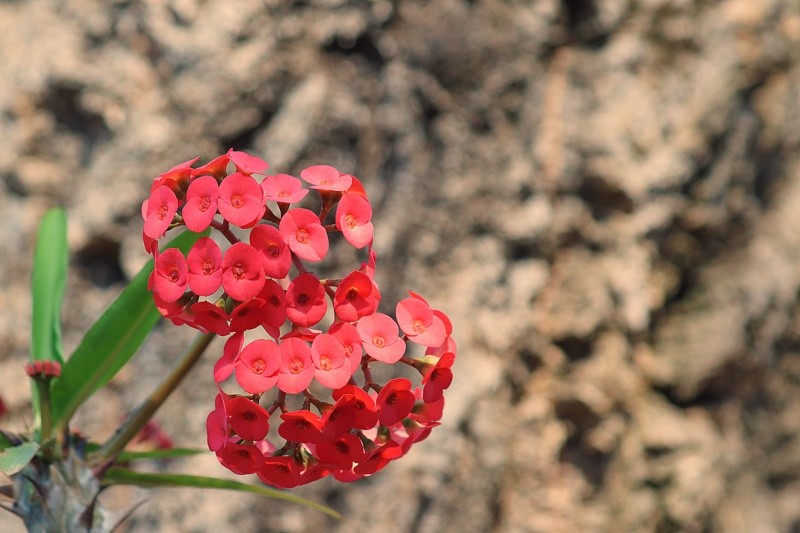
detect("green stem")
(35, 380), (53, 444)
(95, 332), (216, 462)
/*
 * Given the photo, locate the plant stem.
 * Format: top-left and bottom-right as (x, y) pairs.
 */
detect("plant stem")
(95, 332), (216, 462)
(35, 380), (53, 446)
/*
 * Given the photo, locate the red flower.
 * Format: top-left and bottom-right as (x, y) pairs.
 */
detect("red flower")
(354, 441), (402, 476)
(214, 332), (244, 383)
(333, 270), (380, 322)
(300, 164), (352, 192)
(217, 443), (262, 475)
(331, 385), (378, 430)
(279, 410), (323, 443)
(256, 279), (287, 333)
(191, 301), (230, 336)
(218, 172), (265, 227)
(151, 157), (197, 192)
(258, 456), (301, 489)
(356, 312), (406, 363)
(187, 237), (223, 296)
(277, 337), (315, 394)
(396, 296), (447, 348)
(315, 433), (365, 470)
(261, 173), (308, 204)
(143, 186), (178, 239)
(279, 208), (329, 262)
(227, 149), (269, 175)
(336, 193), (374, 249)
(222, 242), (265, 301)
(226, 395), (270, 441)
(285, 273), (327, 327)
(151, 248), (188, 302)
(376, 378), (416, 426)
(182, 176), (219, 232)
(249, 224), (291, 279)
(311, 333), (351, 389)
(191, 154), (230, 179)
(229, 298), (266, 332)
(422, 352), (455, 403)
(235, 339), (280, 394)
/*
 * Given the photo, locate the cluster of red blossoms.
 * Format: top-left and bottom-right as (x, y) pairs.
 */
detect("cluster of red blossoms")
(141, 150), (456, 488)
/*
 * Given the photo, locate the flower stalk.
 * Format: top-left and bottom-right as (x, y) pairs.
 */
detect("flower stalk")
(95, 332), (215, 462)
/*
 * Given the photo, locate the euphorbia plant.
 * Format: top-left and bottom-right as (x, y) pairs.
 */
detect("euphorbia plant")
(0, 149), (456, 530)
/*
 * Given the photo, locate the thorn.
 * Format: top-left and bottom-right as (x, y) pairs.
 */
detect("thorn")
(78, 493), (100, 530)
(0, 501), (22, 518)
(109, 497), (149, 532)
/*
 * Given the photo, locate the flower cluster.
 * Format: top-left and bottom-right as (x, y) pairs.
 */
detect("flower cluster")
(141, 150), (456, 487)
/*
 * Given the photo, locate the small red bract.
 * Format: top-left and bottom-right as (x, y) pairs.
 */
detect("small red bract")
(142, 150), (456, 488)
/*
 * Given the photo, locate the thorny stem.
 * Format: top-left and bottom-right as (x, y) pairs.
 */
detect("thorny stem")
(210, 220), (239, 245)
(267, 391), (287, 415)
(95, 332), (216, 462)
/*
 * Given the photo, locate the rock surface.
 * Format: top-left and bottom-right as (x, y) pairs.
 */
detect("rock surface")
(2, 0), (800, 531)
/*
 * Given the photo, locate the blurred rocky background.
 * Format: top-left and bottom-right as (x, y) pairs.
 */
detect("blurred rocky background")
(1, 0), (800, 531)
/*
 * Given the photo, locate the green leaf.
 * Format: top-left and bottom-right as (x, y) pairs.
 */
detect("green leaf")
(102, 469), (342, 519)
(31, 207), (68, 365)
(0, 431), (19, 452)
(83, 442), (205, 462)
(116, 448), (205, 462)
(50, 230), (205, 431)
(0, 442), (39, 476)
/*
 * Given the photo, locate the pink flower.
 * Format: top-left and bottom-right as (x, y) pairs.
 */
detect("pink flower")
(206, 393), (230, 451)
(311, 334), (351, 389)
(336, 193), (374, 249)
(279, 208), (329, 262)
(143, 186), (179, 239)
(249, 224), (291, 279)
(262, 174), (308, 204)
(182, 176), (219, 232)
(222, 242), (265, 301)
(235, 339), (280, 394)
(356, 313), (406, 363)
(218, 172), (265, 228)
(186, 237), (223, 296)
(329, 322), (363, 375)
(277, 337), (315, 394)
(333, 270), (380, 322)
(300, 165), (352, 192)
(396, 296), (446, 348)
(227, 149), (269, 175)
(151, 248), (188, 302)
(285, 273), (327, 327)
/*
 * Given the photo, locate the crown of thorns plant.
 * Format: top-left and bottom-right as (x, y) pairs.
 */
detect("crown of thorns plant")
(141, 150), (456, 487)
